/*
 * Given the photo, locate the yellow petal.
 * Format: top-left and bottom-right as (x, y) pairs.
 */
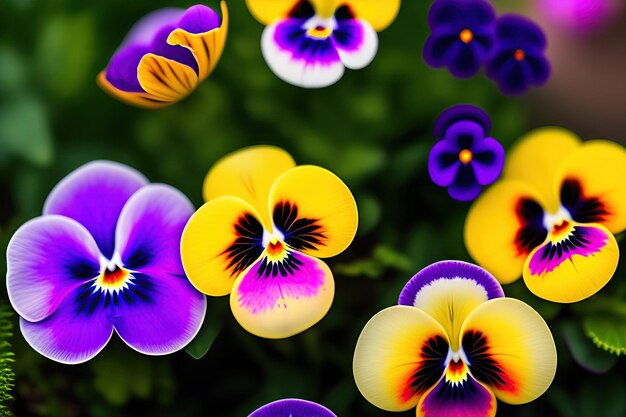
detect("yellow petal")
(137, 53), (198, 101)
(168, 1), (229, 82)
(230, 252), (334, 338)
(202, 146), (296, 227)
(523, 222), (619, 303)
(504, 127), (581, 213)
(245, 0), (300, 24)
(353, 306), (449, 412)
(465, 180), (548, 285)
(460, 298), (557, 404)
(181, 196), (265, 296)
(341, 0), (400, 31)
(555, 140), (626, 234)
(268, 165), (358, 258)
(96, 71), (173, 109)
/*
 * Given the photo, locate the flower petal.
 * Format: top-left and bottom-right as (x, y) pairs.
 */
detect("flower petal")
(230, 252), (334, 339)
(181, 197), (265, 297)
(332, 18), (378, 70)
(342, 0), (400, 31)
(115, 184), (194, 276)
(261, 18), (345, 88)
(448, 164), (481, 202)
(248, 399), (337, 417)
(97, 71), (174, 109)
(428, 140), (461, 188)
(20, 285), (114, 364)
(398, 261), (503, 351)
(465, 180), (548, 284)
(111, 272), (206, 355)
(7, 216), (102, 322)
(460, 298), (557, 404)
(523, 222), (618, 303)
(136, 54), (199, 102)
(43, 161), (148, 259)
(504, 127), (581, 212)
(203, 145), (296, 227)
(268, 166), (358, 258)
(353, 305), (449, 412)
(556, 140), (626, 234)
(167, 2), (229, 82)
(434, 105), (492, 141)
(416, 374), (497, 417)
(472, 137), (505, 186)
(245, 0), (300, 25)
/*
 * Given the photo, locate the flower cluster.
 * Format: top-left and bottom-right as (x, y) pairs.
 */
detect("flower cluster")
(180, 146), (358, 339)
(465, 128), (626, 302)
(98, 2), (228, 108)
(245, 0), (400, 88)
(424, 0), (550, 95)
(428, 105), (504, 201)
(6, 162), (206, 364)
(353, 261), (557, 417)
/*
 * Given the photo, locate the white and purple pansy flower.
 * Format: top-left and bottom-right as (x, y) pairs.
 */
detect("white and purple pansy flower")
(246, 0), (400, 88)
(6, 161), (206, 364)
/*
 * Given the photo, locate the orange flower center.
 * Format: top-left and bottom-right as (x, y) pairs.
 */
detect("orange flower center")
(96, 264), (130, 290)
(307, 25), (333, 39)
(514, 49), (526, 61)
(459, 149), (473, 164)
(459, 29), (474, 44)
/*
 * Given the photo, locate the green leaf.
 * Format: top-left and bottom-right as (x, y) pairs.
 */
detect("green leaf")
(583, 314), (626, 356)
(334, 245), (412, 279)
(0, 46), (26, 95)
(184, 297), (229, 360)
(561, 320), (618, 373)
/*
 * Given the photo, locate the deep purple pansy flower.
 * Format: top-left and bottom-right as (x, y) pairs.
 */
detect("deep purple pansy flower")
(248, 399), (337, 417)
(486, 14), (551, 95)
(428, 105), (505, 202)
(6, 161), (206, 364)
(423, 0), (496, 78)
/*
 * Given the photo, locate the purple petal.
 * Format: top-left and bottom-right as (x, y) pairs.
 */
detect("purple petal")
(449, 164), (482, 202)
(445, 120), (485, 149)
(115, 184), (194, 276)
(149, 25), (199, 73)
(428, 140), (461, 187)
(423, 31), (459, 68)
(418, 374), (495, 417)
(495, 14), (547, 49)
(105, 44), (151, 92)
(43, 161), (148, 260)
(20, 284), (114, 364)
(112, 272), (206, 355)
(7, 216), (101, 322)
(272, 19), (340, 65)
(248, 399), (337, 417)
(448, 43), (482, 79)
(428, 0), (496, 30)
(178, 5), (221, 34)
(122, 8), (185, 47)
(434, 105), (491, 140)
(399, 260), (504, 306)
(472, 137), (505, 186)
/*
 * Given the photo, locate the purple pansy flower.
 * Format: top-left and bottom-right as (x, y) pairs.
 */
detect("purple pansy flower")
(428, 105), (505, 202)
(423, 0), (496, 79)
(248, 399), (336, 417)
(486, 15), (551, 95)
(97, 2), (228, 108)
(6, 161), (206, 364)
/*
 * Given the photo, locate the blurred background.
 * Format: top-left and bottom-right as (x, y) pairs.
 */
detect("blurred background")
(0, 0), (625, 416)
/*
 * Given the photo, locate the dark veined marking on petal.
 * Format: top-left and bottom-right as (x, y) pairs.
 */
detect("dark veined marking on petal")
(222, 213), (264, 277)
(402, 335), (448, 401)
(514, 198), (548, 256)
(256, 251), (304, 278)
(463, 330), (517, 393)
(273, 201), (327, 251)
(335, 5), (356, 20)
(64, 260), (100, 281)
(560, 178), (609, 224)
(289, 0), (316, 19)
(73, 274), (155, 316)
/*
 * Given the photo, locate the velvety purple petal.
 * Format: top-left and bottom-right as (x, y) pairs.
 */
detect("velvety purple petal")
(445, 120), (485, 149)
(428, 0), (496, 30)
(43, 161), (149, 260)
(248, 399), (337, 417)
(495, 14), (547, 49)
(525, 52), (552, 84)
(434, 105), (492, 140)
(122, 8), (185, 47)
(449, 164), (482, 201)
(112, 272), (206, 355)
(273, 18), (340, 65)
(449, 42), (482, 79)
(472, 137), (505, 186)
(20, 285), (114, 364)
(399, 260), (504, 306)
(178, 4), (221, 34)
(7, 216), (102, 323)
(485, 48), (511, 78)
(423, 31), (459, 68)
(332, 18), (378, 70)
(149, 25), (199, 73)
(495, 61), (532, 95)
(115, 184), (194, 276)
(429, 140), (461, 187)
(418, 374), (495, 417)
(105, 44), (150, 92)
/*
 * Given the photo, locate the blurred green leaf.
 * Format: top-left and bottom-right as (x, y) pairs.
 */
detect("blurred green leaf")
(92, 353), (153, 406)
(0, 45), (25, 95)
(184, 298), (228, 360)
(582, 314), (626, 356)
(335, 244), (411, 278)
(561, 320), (618, 373)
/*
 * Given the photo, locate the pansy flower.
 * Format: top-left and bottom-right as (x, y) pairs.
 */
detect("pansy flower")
(6, 161), (206, 364)
(98, 2), (228, 108)
(248, 399), (336, 417)
(428, 105), (505, 201)
(245, 0), (400, 88)
(353, 261), (557, 417)
(423, 0), (496, 79)
(181, 146), (358, 338)
(465, 128), (626, 302)
(485, 15), (551, 95)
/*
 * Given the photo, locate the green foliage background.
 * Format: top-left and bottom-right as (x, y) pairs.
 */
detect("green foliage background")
(0, 0), (624, 416)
